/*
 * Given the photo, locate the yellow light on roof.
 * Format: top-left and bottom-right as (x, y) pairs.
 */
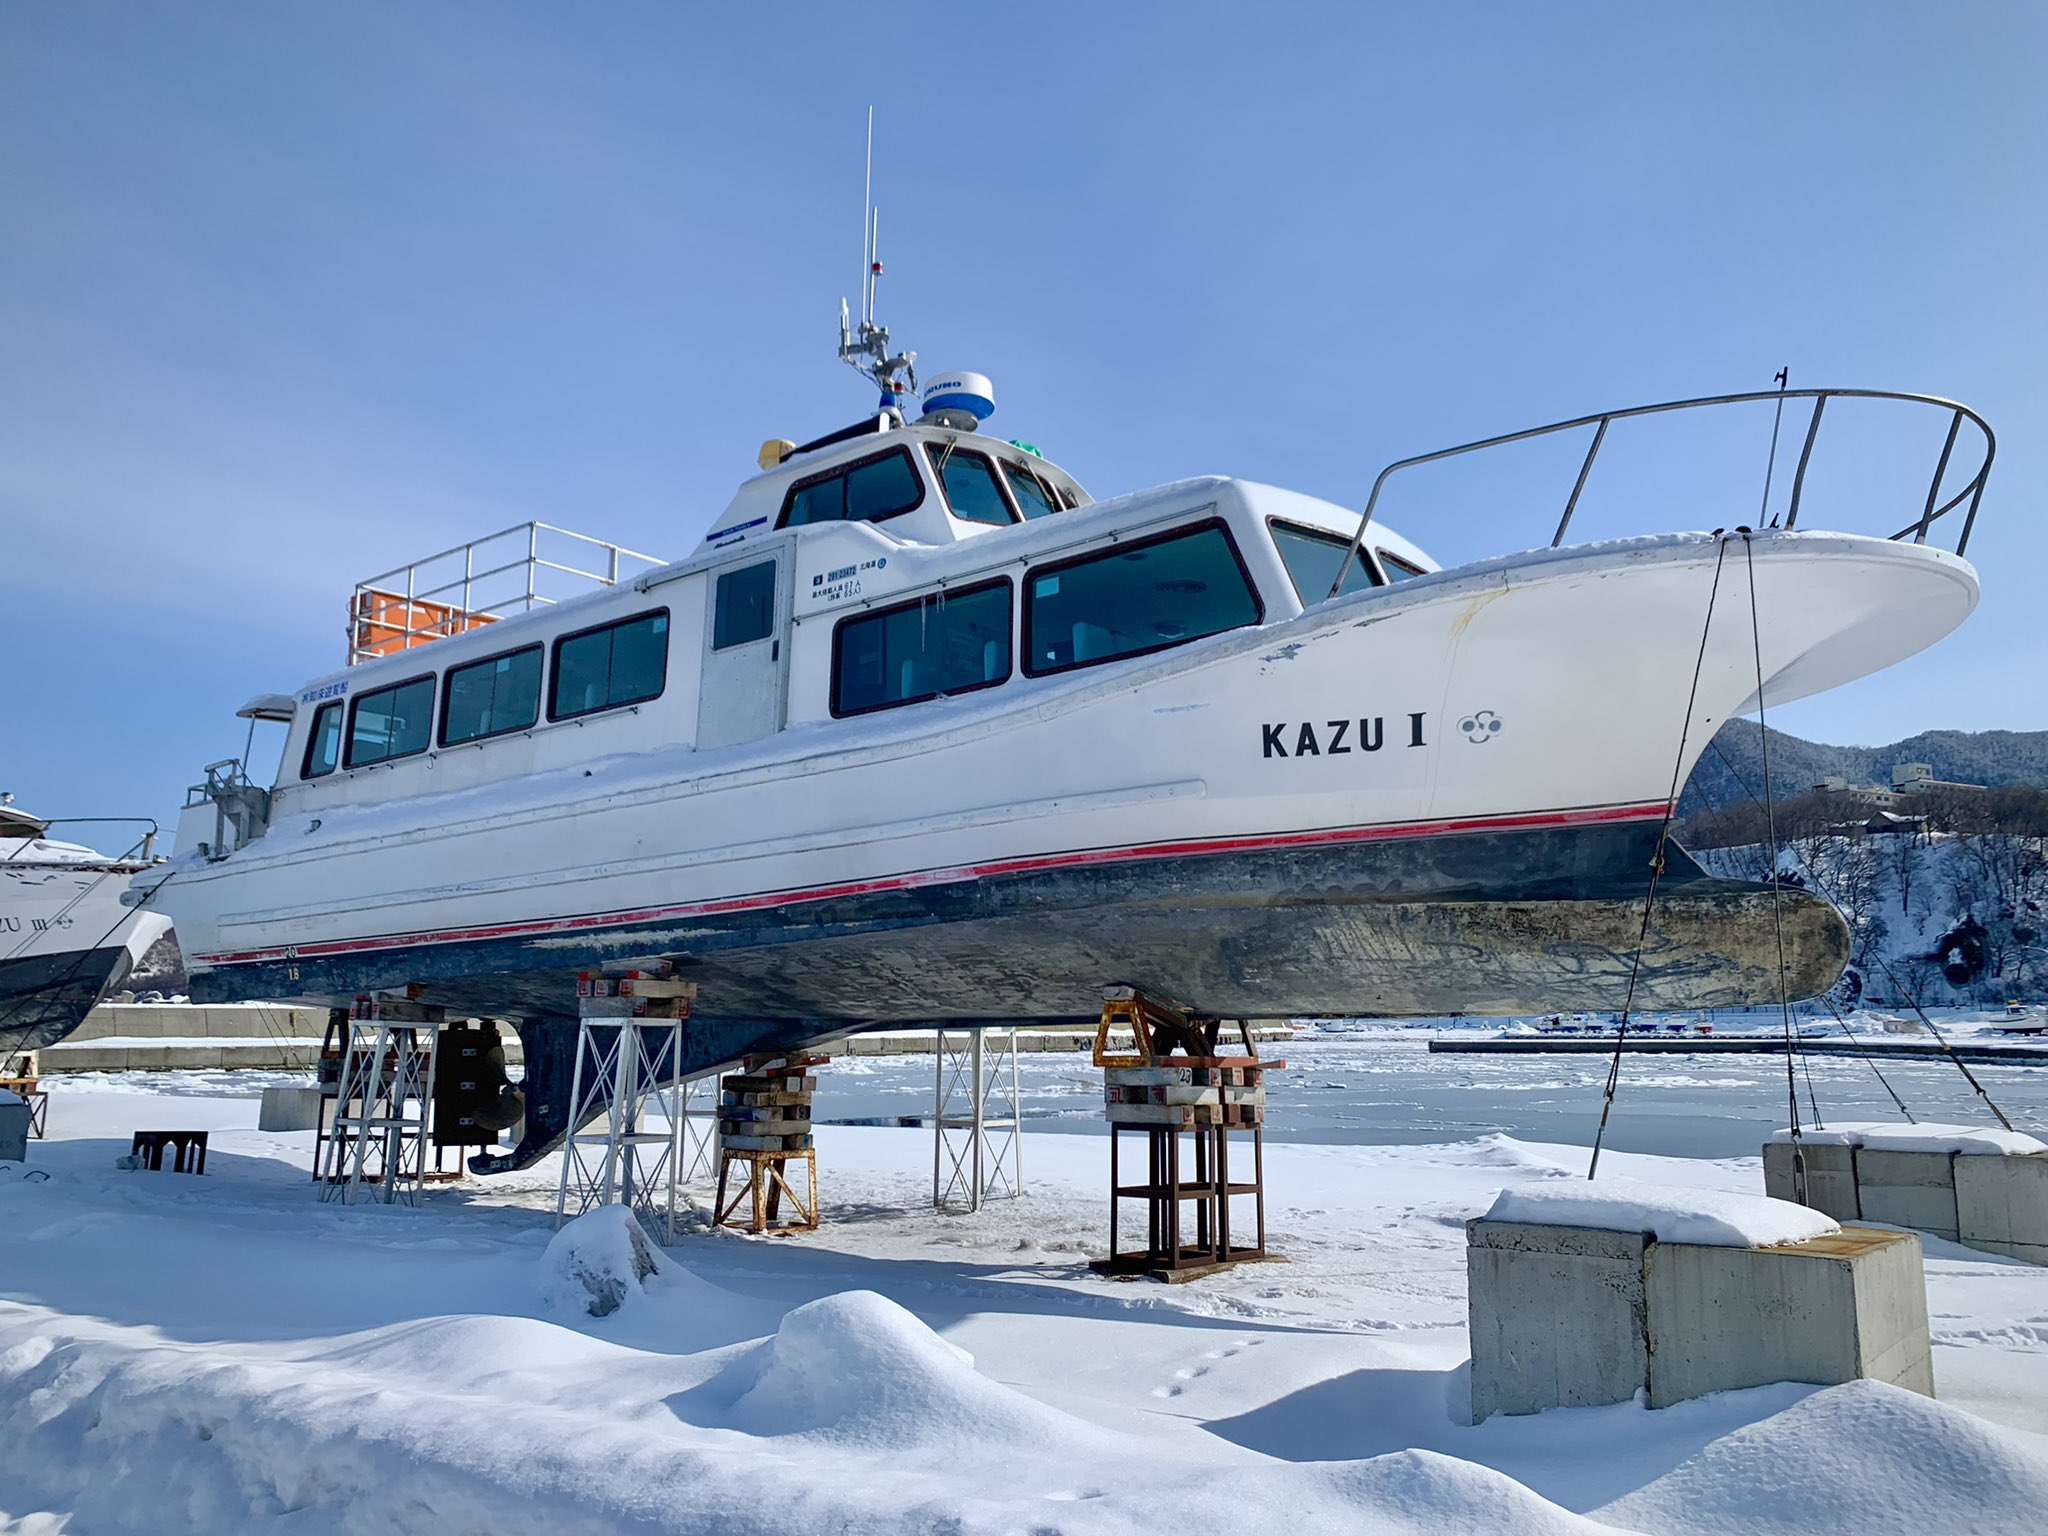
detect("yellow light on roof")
(759, 438), (797, 471)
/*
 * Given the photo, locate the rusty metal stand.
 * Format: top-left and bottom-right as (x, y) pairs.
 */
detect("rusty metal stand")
(1091, 987), (1283, 1282)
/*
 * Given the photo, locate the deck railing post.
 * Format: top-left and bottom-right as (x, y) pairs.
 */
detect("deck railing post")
(1783, 395), (1827, 530)
(1552, 417), (1610, 548)
(1917, 408), (1964, 544)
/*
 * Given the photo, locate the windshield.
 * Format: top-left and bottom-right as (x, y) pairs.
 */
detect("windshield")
(1269, 521), (1381, 604)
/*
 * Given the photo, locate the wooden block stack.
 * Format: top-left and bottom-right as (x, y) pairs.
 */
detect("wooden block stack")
(717, 1055), (822, 1152)
(1103, 1061), (1268, 1129)
(574, 968), (697, 1018)
(714, 1051), (828, 1234)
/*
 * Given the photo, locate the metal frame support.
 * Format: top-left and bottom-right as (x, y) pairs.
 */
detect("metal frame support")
(934, 1026), (1023, 1212)
(553, 971), (702, 1244)
(317, 999), (440, 1205)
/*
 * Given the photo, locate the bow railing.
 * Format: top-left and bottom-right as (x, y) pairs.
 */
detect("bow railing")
(1328, 388), (1995, 599)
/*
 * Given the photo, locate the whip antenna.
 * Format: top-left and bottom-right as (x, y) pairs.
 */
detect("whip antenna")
(838, 107), (916, 408)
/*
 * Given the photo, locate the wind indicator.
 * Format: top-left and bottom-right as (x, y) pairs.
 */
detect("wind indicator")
(838, 107), (918, 410)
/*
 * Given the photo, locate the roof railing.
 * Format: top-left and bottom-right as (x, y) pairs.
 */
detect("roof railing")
(347, 521), (665, 666)
(1327, 388), (1995, 599)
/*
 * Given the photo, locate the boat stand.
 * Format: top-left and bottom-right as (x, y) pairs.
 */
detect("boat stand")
(933, 1026), (1022, 1212)
(714, 1051), (825, 1234)
(317, 997), (440, 1205)
(553, 967), (700, 1245)
(1090, 987), (1283, 1282)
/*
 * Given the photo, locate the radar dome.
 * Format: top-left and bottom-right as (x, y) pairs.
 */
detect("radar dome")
(920, 371), (995, 431)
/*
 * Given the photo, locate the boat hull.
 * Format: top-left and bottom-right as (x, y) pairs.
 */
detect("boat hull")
(0, 944), (145, 1053)
(186, 811), (1846, 1022)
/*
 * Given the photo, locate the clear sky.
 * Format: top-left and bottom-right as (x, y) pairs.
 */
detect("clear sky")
(4, 2), (2044, 836)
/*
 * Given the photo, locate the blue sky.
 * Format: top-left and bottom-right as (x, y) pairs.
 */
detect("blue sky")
(3, 3), (2043, 834)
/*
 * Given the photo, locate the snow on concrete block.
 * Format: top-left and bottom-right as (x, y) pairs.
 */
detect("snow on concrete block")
(1483, 1176), (1839, 1248)
(1953, 1153), (2048, 1265)
(257, 1086), (323, 1132)
(1763, 1141), (1861, 1222)
(0, 1093), (26, 1163)
(1855, 1150), (1960, 1242)
(1769, 1122), (2048, 1156)
(1467, 1219), (1649, 1421)
(537, 1206), (666, 1317)
(1646, 1226), (1934, 1407)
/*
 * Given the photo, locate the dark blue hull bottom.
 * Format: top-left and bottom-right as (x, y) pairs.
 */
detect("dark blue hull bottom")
(188, 820), (1849, 1172)
(0, 944), (139, 1055)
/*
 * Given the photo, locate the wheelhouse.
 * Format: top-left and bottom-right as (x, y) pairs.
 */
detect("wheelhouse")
(203, 411), (1439, 858)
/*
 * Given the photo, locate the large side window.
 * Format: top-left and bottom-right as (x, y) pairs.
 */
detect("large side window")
(712, 562), (776, 649)
(831, 579), (1012, 717)
(302, 700), (343, 779)
(781, 447), (925, 527)
(441, 644), (543, 746)
(1270, 520), (1382, 604)
(1024, 522), (1262, 677)
(925, 444), (1015, 526)
(345, 675), (435, 768)
(549, 610), (670, 720)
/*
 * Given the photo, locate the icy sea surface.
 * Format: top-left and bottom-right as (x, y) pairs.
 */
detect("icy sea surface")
(821, 1024), (2048, 1160)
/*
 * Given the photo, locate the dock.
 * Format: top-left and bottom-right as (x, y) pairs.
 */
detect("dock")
(1429, 1035), (2048, 1066)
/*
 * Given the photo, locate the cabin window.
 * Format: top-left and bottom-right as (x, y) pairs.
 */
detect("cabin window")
(831, 579), (1013, 717)
(1269, 520), (1382, 604)
(302, 701), (344, 779)
(712, 562), (777, 650)
(440, 644), (543, 746)
(1002, 460), (1061, 520)
(780, 447), (925, 528)
(549, 610), (669, 720)
(925, 444), (1015, 526)
(1378, 550), (1427, 581)
(345, 675), (435, 768)
(1024, 521), (1262, 677)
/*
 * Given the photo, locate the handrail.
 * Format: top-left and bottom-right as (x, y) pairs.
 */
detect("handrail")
(1326, 387), (1996, 600)
(347, 520), (666, 666)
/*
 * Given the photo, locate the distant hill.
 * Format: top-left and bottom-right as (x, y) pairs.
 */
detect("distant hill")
(1678, 721), (2048, 818)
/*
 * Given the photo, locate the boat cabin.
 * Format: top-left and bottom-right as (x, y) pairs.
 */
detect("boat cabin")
(212, 411), (1439, 848)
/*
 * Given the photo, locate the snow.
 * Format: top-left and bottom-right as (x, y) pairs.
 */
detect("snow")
(1483, 1176), (1840, 1247)
(536, 1205), (669, 1316)
(5, 1071), (2048, 1534)
(1766, 1121), (2048, 1156)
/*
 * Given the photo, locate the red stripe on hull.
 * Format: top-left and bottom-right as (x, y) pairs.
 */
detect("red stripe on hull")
(192, 801), (1670, 968)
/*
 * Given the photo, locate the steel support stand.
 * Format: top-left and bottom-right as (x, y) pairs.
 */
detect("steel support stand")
(317, 998), (440, 1206)
(553, 970), (700, 1244)
(934, 1026), (1023, 1212)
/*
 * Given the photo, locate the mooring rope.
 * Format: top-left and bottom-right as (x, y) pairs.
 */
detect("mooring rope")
(1588, 532), (1731, 1179)
(1741, 531), (1809, 1201)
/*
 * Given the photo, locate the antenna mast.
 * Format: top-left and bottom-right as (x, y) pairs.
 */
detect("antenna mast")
(838, 107), (917, 410)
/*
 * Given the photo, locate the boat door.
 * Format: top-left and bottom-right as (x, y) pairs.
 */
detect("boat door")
(696, 549), (792, 749)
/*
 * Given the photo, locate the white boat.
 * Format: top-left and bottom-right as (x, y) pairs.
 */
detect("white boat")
(139, 331), (1994, 1169)
(2, 802), (173, 1054)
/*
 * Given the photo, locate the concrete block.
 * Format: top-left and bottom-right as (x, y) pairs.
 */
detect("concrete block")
(1763, 1142), (1861, 1222)
(1647, 1226), (1933, 1406)
(1856, 1149), (1959, 1241)
(0, 1100), (28, 1162)
(258, 1086), (324, 1132)
(1467, 1218), (1650, 1420)
(1954, 1153), (2048, 1265)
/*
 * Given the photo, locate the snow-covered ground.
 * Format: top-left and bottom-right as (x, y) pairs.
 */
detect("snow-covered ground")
(5, 1061), (2048, 1535)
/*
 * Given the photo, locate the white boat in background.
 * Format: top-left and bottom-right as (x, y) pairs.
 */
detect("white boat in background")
(1, 801), (172, 1055)
(137, 289), (1996, 1169)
